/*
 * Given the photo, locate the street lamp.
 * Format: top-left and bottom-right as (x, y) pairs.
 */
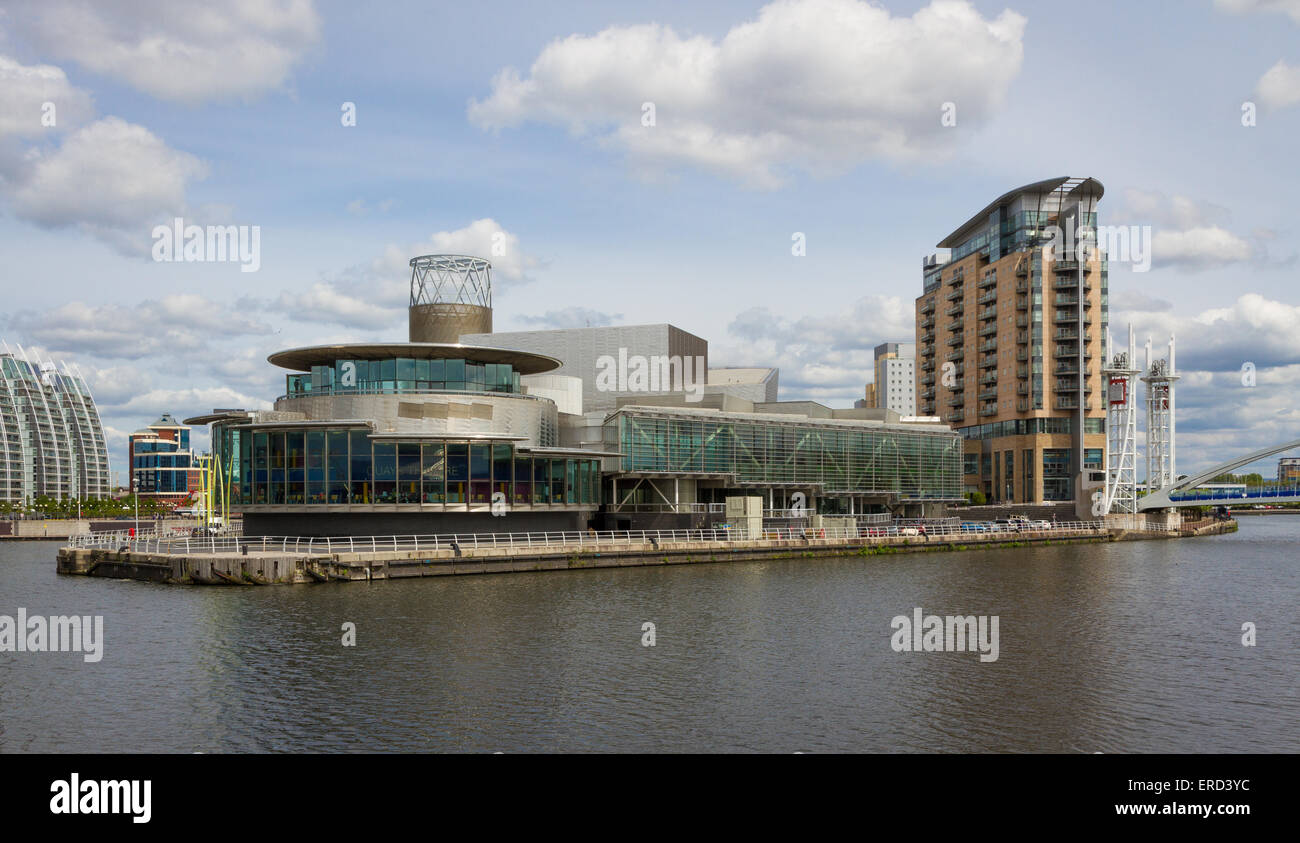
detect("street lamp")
(132, 475), (139, 538)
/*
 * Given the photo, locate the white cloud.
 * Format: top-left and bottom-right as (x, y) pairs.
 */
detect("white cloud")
(517, 307), (623, 329)
(6, 117), (208, 254)
(1256, 59), (1300, 108)
(3, 0), (321, 103)
(715, 295), (915, 404)
(0, 55), (95, 138)
(4, 295), (271, 359)
(277, 219), (540, 332)
(1214, 0), (1300, 24)
(277, 282), (403, 332)
(469, 0), (1026, 187)
(1120, 189), (1256, 270)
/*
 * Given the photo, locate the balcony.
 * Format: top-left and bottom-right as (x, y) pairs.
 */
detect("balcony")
(1016, 331), (1030, 344)
(979, 387), (998, 401)
(978, 323), (998, 337)
(921, 359), (935, 372)
(920, 299), (936, 314)
(978, 339), (998, 353)
(977, 306), (998, 321)
(1017, 383), (1029, 395)
(920, 388), (935, 400)
(979, 354), (998, 368)
(948, 396), (965, 408)
(945, 350), (964, 362)
(1054, 276), (1093, 291)
(1015, 315), (1029, 328)
(977, 289), (998, 305)
(919, 316), (935, 329)
(945, 319), (963, 332)
(1016, 349), (1029, 361)
(945, 303), (964, 317)
(980, 403), (998, 417)
(946, 335), (964, 347)
(920, 374), (935, 386)
(1016, 297), (1029, 311)
(1016, 399), (1031, 412)
(1054, 294), (1080, 306)
(979, 372), (997, 385)
(1017, 366), (1029, 378)
(1054, 397), (1088, 410)
(948, 272), (964, 287)
(945, 412), (965, 424)
(921, 332), (935, 343)
(946, 288), (964, 302)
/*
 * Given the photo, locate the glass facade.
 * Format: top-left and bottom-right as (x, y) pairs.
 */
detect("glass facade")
(212, 424), (599, 508)
(283, 357), (523, 398)
(611, 411), (963, 500)
(959, 417), (1104, 440)
(0, 351), (110, 503)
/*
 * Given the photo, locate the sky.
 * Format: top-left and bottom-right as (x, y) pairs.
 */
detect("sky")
(1, 0), (1299, 482)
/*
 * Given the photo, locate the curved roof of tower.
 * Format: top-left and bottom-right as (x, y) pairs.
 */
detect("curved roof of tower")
(937, 176), (1104, 249)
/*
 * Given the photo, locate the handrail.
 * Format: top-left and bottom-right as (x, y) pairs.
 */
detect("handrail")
(64, 520), (1114, 555)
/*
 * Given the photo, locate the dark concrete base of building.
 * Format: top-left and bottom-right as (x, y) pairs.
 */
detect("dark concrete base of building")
(597, 511), (725, 532)
(243, 510), (592, 538)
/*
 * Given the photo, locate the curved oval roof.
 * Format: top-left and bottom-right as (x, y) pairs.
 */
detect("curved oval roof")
(267, 342), (563, 375)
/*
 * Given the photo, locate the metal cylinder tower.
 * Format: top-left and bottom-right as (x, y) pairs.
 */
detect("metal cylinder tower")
(1141, 333), (1179, 493)
(408, 255), (493, 344)
(1102, 324), (1139, 514)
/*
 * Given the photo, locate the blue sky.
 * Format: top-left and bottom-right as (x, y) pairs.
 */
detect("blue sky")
(2, 0), (1299, 481)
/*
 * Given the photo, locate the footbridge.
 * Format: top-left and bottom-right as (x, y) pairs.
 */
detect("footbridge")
(1138, 438), (1300, 510)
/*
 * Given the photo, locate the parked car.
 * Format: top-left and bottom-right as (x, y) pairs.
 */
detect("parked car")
(959, 522), (988, 533)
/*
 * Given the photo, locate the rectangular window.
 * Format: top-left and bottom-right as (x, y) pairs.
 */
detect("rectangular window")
(306, 430), (325, 504)
(398, 443), (421, 503)
(446, 442), (468, 503)
(327, 430), (349, 503)
(492, 444), (512, 506)
(513, 457), (531, 504)
(470, 443), (491, 504)
(350, 430), (371, 503)
(422, 443), (445, 503)
(373, 442), (397, 503)
(269, 432), (286, 504)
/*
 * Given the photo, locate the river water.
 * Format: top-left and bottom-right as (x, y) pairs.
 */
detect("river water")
(1, 518), (1296, 753)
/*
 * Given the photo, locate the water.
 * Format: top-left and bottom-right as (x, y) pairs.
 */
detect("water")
(1, 519), (1296, 753)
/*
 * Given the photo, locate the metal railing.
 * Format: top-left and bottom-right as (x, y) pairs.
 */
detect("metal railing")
(65, 520), (1110, 556)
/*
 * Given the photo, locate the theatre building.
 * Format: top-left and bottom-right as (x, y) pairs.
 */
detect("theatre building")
(187, 255), (607, 536)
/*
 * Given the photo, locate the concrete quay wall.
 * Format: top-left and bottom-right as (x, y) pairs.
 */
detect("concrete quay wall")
(56, 526), (1130, 586)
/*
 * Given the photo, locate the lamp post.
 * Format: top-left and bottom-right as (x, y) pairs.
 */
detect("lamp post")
(132, 476), (139, 538)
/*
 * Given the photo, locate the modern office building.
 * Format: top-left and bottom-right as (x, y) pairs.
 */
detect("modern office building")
(1279, 457), (1300, 485)
(872, 342), (916, 416)
(128, 413), (199, 507)
(916, 177), (1108, 503)
(0, 343), (111, 504)
(460, 324), (708, 413)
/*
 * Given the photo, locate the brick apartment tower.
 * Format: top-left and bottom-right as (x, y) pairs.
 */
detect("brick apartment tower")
(916, 177), (1107, 504)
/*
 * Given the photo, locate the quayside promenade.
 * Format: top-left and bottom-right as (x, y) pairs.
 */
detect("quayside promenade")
(55, 519), (1235, 586)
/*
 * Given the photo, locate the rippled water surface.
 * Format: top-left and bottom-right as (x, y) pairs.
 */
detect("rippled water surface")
(1, 518), (1296, 752)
